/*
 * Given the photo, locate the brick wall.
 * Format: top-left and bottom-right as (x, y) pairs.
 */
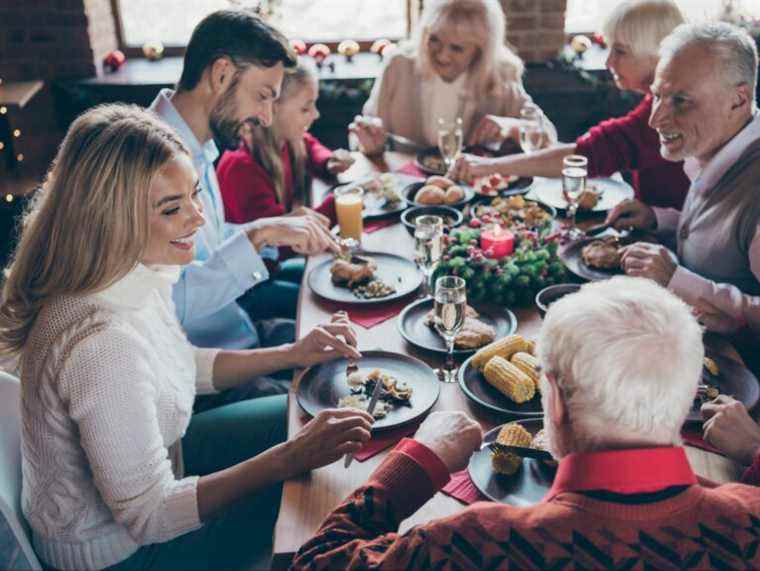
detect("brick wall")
(502, 0), (568, 63)
(0, 0), (117, 178)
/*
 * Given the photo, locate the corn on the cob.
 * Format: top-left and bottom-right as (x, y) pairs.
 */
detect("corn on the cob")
(492, 422), (532, 475)
(524, 340), (536, 356)
(483, 356), (535, 403)
(472, 335), (529, 370)
(703, 356), (720, 376)
(510, 352), (540, 392)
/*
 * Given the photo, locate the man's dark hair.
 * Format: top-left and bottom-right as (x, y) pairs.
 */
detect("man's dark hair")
(177, 9), (297, 91)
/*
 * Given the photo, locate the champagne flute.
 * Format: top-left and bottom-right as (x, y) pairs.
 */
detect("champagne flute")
(434, 275), (467, 383)
(561, 154), (588, 239)
(414, 215), (443, 298)
(437, 117), (463, 172)
(518, 104), (546, 154)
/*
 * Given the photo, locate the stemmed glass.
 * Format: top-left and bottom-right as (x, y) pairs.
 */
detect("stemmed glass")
(434, 275), (467, 383)
(413, 215), (443, 298)
(561, 154), (588, 239)
(437, 117), (464, 171)
(518, 104), (546, 154)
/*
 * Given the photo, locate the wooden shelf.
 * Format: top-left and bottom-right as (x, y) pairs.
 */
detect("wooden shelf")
(0, 80), (44, 110)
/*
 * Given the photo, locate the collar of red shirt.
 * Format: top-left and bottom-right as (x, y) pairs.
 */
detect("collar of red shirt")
(544, 446), (697, 502)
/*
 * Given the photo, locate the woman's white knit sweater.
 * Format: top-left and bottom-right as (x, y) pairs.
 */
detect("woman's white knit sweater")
(19, 264), (219, 571)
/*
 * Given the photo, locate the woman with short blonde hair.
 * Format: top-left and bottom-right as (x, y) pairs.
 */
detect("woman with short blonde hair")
(0, 103), (372, 571)
(353, 0), (557, 155)
(450, 0), (691, 210)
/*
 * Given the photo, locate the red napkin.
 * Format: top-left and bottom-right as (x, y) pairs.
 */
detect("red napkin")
(322, 296), (411, 329)
(441, 469), (487, 504)
(681, 425), (723, 455)
(354, 422), (421, 462)
(396, 162), (428, 178)
(364, 218), (398, 233)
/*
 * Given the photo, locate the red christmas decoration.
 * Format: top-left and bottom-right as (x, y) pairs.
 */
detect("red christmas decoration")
(103, 50), (126, 73)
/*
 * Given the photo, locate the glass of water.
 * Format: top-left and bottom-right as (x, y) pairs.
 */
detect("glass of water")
(562, 154), (588, 238)
(434, 275), (467, 383)
(518, 104), (546, 154)
(437, 117), (464, 171)
(414, 215), (443, 298)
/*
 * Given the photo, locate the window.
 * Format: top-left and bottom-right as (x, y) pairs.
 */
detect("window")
(116, 0), (410, 48)
(565, 0), (760, 34)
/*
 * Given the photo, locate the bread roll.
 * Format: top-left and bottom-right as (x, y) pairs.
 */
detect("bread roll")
(415, 185), (446, 205)
(426, 175), (454, 189)
(444, 185), (465, 204)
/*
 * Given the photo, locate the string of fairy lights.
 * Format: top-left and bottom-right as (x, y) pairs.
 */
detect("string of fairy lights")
(0, 75), (26, 205)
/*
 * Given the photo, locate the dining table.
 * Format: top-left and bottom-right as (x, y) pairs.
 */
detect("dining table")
(271, 151), (746, 570)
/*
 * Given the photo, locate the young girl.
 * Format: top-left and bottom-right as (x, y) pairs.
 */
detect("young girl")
(217, 62), (353, 318)
(217, 61), (353, 226)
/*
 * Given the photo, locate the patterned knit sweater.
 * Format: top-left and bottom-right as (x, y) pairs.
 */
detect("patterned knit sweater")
(19, 265), (219, 571)
(292, 440), (760, 570)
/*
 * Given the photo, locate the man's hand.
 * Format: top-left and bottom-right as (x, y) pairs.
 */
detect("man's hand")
(290, 312), (361, 367)
(413, 411), (482, 472)
(348, 115), (387, 156)
(288, 206), (331, 229)
(702, 395), (760, 466)
(447, 153), (500, 184)
(620, 242), (678, 286)
(326, 149), (355, 175)
(605, 199), (657, 232)
(247, 215), (339, 255)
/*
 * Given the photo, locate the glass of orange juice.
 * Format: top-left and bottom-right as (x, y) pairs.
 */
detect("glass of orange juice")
(335, 185), (364, 242)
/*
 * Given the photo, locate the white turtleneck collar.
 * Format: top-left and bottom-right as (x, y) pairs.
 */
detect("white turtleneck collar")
(94, 263), (181, 310)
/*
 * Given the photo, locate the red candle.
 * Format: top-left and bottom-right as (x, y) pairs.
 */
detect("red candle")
(480, 225), (514, 259)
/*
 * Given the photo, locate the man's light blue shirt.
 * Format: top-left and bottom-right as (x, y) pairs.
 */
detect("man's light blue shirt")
(150, 89), (270, 349)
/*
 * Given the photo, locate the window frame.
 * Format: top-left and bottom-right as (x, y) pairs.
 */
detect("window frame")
(110, 0), (422, 59)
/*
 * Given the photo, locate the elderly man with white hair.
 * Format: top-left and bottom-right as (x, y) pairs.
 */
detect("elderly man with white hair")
(291, 277), (760, 570)
(607, 22), (760, 336)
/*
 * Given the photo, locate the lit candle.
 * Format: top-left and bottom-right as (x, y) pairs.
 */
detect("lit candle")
(480, 225), (514, 259)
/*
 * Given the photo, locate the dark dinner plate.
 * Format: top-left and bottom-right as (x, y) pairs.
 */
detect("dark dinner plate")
(458, 354), (543, 417)
(529, 176), (634, 214)
(403, 181), (475, 210)
(307, 251), (422, 305)
(468, 419), (556, 506)
(323, 173), (422, 220)
(398, 298), (517, 355)
(559, 238), (624, 282)
(296, 350), (440, 431)
(687, 354), (760, 423)
(415, 145), (505, 176)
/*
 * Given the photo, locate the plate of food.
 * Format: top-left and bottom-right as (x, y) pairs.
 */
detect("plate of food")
(403, 176), (475, 209)
(470, 195), (556, 232)
(468, 419), (557, 506)
(560, 236), (625, 282)
(457, 334), (544, 417)
(415, 145), (504, 176)
(529, 177), (634, 213)
(398, 299), (517, 355)
(687, 354), (760, 423)
(326, 173), (421, 220)
(308, 250), (422, 304)
(473, 173), (533, 198)
(296, 350), (440, 431)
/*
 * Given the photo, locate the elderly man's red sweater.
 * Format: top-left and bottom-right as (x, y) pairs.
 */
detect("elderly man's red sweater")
(292, 439), (760, 570)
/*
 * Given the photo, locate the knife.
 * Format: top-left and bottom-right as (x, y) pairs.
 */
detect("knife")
(387, 132), (425, 153)
(584, 222), (613, 237)
(344, 374), (383, 468)
(487, 441), (553, 461)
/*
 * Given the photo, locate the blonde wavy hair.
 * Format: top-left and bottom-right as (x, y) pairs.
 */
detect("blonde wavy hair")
(247, 62), (315, 206)
(410, 0), (524, 94)
(603, 0), (685, 58)
(0, 104), (189, 355)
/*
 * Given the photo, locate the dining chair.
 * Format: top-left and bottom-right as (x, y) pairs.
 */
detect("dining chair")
(0, 371), (42, 571)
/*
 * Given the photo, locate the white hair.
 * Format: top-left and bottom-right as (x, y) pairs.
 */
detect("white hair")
(603, 0), (685, 58)
(659, 21), (758, 111)
(407, 0), (524, 93)
(537, 277), (703, 453)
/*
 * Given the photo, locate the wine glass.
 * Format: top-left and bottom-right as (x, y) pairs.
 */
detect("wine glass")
(561, 154), (588, 239)
(413, 215), (443, 298)
(437, 117), (463, 172)
(518, 104), (546, 154)
(434, 275), (467, 383)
